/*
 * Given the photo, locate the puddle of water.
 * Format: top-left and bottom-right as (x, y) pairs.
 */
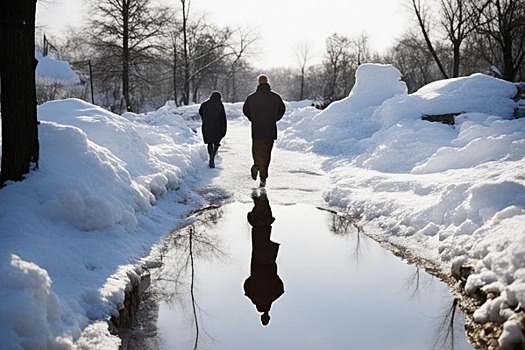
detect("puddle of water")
(131, 194), (474, 350)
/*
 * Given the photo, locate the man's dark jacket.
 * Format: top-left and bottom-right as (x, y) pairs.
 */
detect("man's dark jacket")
(242, 83), (286, 140)
(199, 91), (227, 144)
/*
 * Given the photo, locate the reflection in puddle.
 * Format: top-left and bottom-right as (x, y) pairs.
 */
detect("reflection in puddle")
(128, 194), (474, 350)
(244, 193), (284, 327)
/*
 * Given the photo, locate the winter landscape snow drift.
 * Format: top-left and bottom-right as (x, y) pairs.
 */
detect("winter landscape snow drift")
(0, 63), (524, 349)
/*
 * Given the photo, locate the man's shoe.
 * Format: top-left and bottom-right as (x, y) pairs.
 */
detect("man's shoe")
(259, 180), (266, 187)
(251, 165), (258, 180)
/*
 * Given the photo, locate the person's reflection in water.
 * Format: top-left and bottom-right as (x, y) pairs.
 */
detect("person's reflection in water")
(243, 191), (284, 326)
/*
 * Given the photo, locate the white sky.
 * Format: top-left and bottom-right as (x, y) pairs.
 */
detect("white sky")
(36, 0), (411, 69)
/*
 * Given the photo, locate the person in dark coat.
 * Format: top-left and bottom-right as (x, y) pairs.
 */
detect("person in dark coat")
(242, 75), (286, 187)
(243, 193), (284, 326)
(199, 91), (227, 168)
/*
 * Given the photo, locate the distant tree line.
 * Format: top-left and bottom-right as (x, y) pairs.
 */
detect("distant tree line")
(272, 0), (525, 101)
(49, 0), (258, 113)
(40, 0), (523, 112)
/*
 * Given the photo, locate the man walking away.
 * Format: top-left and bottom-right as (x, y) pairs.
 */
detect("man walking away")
(199, 91), (227, 168)
(242, 74), (286, 187)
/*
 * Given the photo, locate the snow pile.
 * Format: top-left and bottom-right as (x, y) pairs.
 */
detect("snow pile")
(279, 63), (525, 348)
(0, 99), (206, 348)
(347, 63), (408, 110)
(280, 64), (408, 156)
(0, 255), (77, 349)
(36, 51), (80, 84)
(36, 99), (202, 229)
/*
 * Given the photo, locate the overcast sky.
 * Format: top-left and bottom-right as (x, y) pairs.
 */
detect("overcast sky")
(36, 0), (412, 69)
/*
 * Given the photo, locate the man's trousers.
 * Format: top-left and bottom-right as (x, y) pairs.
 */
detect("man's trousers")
(252, 139), (274, 181)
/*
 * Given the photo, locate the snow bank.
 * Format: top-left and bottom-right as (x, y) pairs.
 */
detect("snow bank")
(0, 99), (206, 348)
(0, 255), (78, 349)
(280, 64), (408, 156)
(279, 63), (525, 348)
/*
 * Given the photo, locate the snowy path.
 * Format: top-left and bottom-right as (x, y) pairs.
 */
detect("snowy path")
(196, 118), (332, 207)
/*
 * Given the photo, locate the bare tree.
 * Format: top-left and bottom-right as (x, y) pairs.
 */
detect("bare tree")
(351, 33), (373, 66)
(410, 0), (450, 78)
(223, 27), (258, 102)
(193, 25), (243, 103)
(88, 0), (171, 112)
(387, 32), (447, 92)
(171, 6), (256, 104)
(295, 41), (312, 100)
(440, 0), (478, 77)
(305, 64), (328, 101)
(323, 33), (355, 100)
(173, 19), (230, 104)
(179, 0), (191, 106)
(474, 0), (525, 81)
(0, 0), (40, 187)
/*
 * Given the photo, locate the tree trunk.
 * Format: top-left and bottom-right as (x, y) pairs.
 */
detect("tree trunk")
(299, 67), (305, 100)
(181, 0), (190, 106)
(453, 43), (461, 77)
(231, 72), (237, 102)
(500, 11), (520, 83)
(122, 0), (131, 111)
(0, 0), (39, 187)
(411, 0), (450, 79)
(173, 39), (179, 106)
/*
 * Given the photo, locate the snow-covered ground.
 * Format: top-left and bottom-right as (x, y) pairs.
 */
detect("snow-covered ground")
(1, 63), (524, 349)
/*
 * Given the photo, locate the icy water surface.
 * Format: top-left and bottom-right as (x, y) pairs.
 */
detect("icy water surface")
(132, 195), (474, 350)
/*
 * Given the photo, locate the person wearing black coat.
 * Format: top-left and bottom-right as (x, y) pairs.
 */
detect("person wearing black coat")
(242, 75), (286, 187)
(199, 91), (227, 168)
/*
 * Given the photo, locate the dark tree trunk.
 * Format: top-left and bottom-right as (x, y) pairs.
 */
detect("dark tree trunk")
(453, 43), (461, 77)
(299, 67), (305, 100)
(411, 0), (450, 79)
(181, 0), (190, 106)
(0, 0), (39, 187)
(475, 0), (525, 82)
(122, 0), (131, 111)
(172, 39), (179, 106)
(502, 30), (517, 81)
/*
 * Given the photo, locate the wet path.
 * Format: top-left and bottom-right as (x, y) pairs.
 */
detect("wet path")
(124, 119), (474, 349)
(132, 202), (473, 350)
(196, 118), (332, 206)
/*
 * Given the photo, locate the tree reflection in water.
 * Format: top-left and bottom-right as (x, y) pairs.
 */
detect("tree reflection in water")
(320, 207), (470, 350)
(319, 207), (365, 264)
(125, 205), (226, 350)
(324, 209), (363, 236)
(404, 268), (468, 349)
(433, 298), (466, 350)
